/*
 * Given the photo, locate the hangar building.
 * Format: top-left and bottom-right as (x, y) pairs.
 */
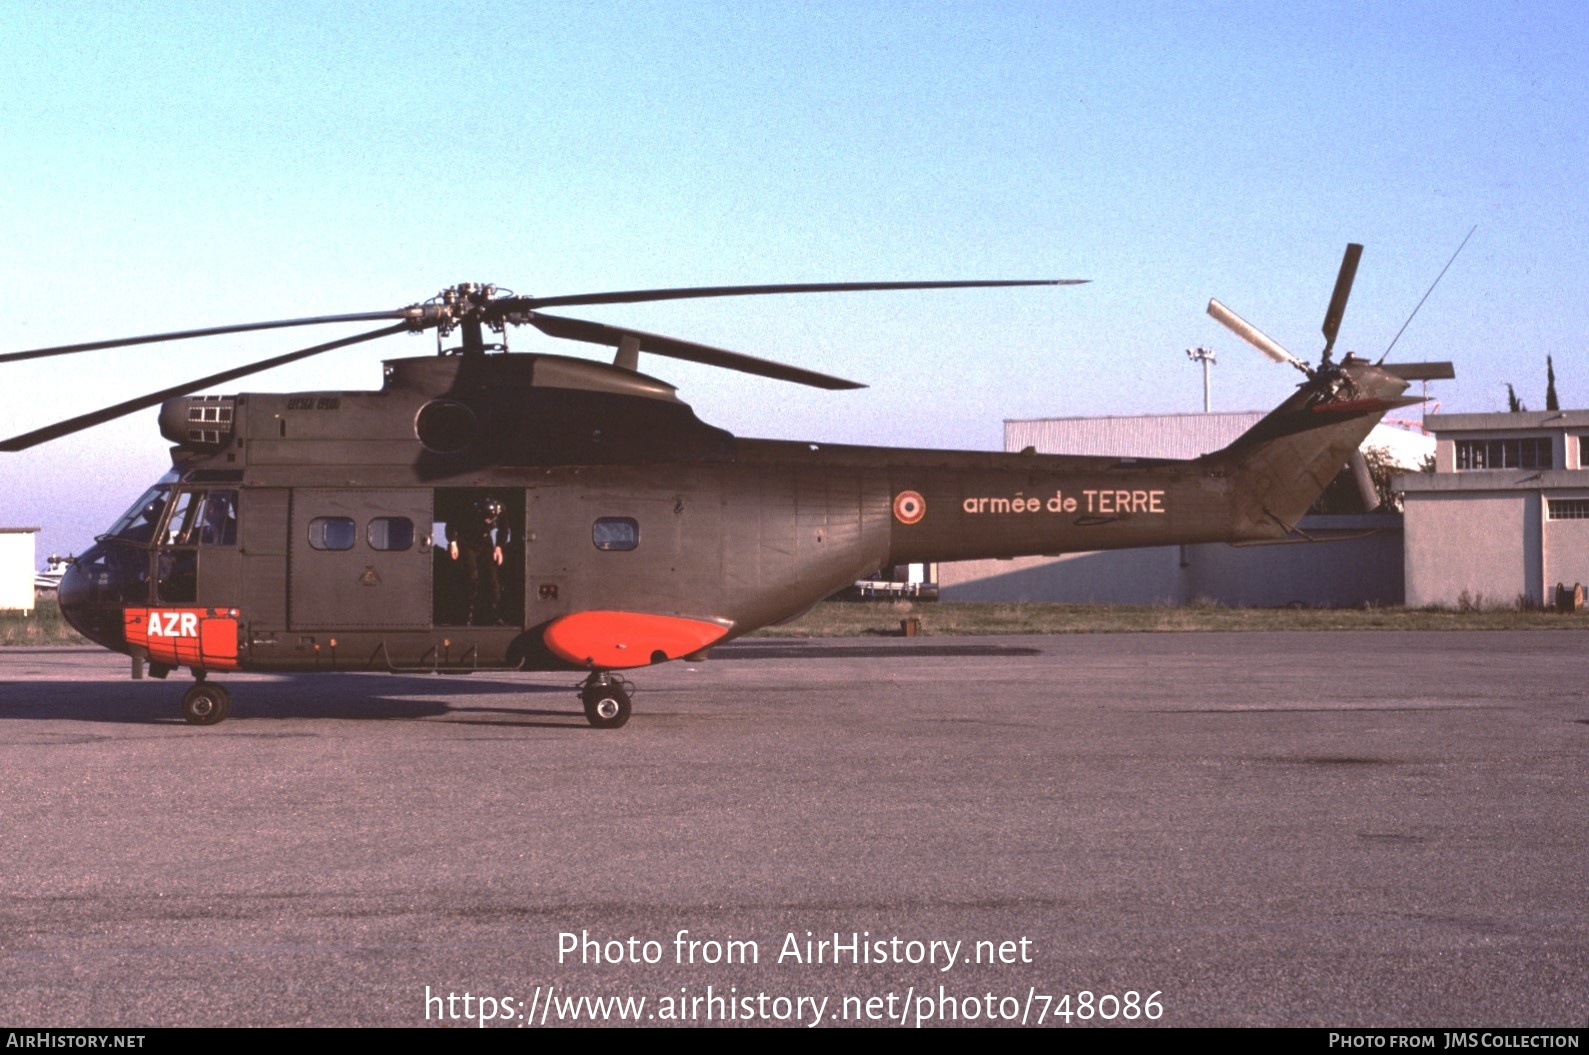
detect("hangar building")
(937, 412), (1428, 607)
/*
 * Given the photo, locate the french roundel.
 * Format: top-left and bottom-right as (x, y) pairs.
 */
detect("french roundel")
(893, 490), (926, 525)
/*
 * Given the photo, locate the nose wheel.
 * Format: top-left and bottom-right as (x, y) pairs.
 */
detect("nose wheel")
(181, 680), (232, 726)
(580, 673), (632, 729)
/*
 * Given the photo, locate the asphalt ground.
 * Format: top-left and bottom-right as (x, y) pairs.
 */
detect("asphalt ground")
(0, 632), (1584, 1028)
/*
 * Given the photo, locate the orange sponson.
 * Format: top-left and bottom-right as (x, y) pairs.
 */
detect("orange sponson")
(542, 611), (727, 669)
(124, 607), (240, 671)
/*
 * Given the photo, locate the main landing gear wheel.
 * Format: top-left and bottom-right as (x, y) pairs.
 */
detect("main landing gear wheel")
(580, 676), (631, 729)
(181, 682), (232, 726)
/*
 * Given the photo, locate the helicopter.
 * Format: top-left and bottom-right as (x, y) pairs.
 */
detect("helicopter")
(2, 248), (1447, 729)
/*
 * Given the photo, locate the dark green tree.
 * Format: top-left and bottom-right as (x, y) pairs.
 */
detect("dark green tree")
(1507, 383), (1526, 413)
(1547, 355), (1560, 411)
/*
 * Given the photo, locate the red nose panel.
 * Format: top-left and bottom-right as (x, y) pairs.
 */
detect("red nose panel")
(124, 608), (239, 671)
(543, 611), (728, 669)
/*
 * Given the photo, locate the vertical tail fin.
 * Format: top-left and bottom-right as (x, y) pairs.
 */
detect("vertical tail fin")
(1203, 358), (1420, 538)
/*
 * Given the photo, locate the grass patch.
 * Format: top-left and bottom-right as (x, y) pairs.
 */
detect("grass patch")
(0, 597), (88, 646)
(751, 600), (1589, 637)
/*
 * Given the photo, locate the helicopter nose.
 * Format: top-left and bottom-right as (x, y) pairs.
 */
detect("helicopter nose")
(57, 545), (133, 652)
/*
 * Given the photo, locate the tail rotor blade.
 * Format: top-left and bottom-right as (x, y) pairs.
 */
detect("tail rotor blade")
(1207, 299), (1311, 374)
(1321, 243), (1363, 360)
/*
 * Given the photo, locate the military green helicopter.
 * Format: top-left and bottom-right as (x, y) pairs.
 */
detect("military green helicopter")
(2, 248), (1444, 728)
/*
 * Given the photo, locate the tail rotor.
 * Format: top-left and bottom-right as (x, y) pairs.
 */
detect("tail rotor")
(1207, 242), (1365, 378)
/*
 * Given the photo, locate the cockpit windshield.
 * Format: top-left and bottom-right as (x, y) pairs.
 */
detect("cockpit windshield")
(104, 485), (173, 544)
(101, 471), (183, 544)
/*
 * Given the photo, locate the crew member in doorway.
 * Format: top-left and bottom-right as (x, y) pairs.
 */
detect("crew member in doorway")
(448, 496), (509, 625)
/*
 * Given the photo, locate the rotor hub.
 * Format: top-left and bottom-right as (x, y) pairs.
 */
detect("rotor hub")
(408, 282), (517, 339)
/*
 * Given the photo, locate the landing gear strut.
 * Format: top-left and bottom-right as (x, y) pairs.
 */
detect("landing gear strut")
(580, 672), (631, 729)
(181, 678), (232, 726)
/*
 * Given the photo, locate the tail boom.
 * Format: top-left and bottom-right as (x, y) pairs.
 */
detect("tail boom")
(877, 358), (1419, 565)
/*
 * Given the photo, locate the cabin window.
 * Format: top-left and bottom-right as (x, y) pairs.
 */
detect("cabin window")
(592, 517), (639, 552)
(368, 516), (415, 551)
(308, 516), (357, 551)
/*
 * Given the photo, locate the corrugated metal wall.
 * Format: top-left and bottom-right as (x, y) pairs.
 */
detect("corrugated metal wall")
(1005, 413), (1431, 466)
(1005, 412), (1263, 459)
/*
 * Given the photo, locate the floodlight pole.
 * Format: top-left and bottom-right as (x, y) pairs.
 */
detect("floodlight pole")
(1186, 346), (1217, 413)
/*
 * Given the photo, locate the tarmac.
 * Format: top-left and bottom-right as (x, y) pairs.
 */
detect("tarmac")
(0, 632), (1584, 1027)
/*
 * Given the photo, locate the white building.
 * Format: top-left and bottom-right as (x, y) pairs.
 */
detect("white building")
(0, 528), (40, 613)
(1400, 410), (1589, 608)
(938, 413), (1430, 606)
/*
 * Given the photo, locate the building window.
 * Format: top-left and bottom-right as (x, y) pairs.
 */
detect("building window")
(1455, 438), (1553, 471)
(1548, 499), (1589, 520)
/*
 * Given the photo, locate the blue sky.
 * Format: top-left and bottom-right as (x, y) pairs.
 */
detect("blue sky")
(3, 1), (1586, 561)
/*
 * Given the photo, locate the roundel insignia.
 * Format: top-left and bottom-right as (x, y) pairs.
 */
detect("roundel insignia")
(893, 490), (926, 525)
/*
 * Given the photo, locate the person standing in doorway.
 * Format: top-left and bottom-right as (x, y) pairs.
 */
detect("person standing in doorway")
(448, 495), (508, 625)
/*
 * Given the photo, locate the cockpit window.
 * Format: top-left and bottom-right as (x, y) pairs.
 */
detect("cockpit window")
(163, 491), (199, 545)
(105, 486), (172, 544)
(142, 489), (241, 547)
(195, 491), (238, 545)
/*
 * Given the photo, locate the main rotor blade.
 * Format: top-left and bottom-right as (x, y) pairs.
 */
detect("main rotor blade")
(0, 309), (413, 365)
(1207, 299), (1311, 374)
(526, 312), (866, 390)
(1320, 243), (1363, 359)
(0, 323), (408, 451)
(512, 279), (1081, 311)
